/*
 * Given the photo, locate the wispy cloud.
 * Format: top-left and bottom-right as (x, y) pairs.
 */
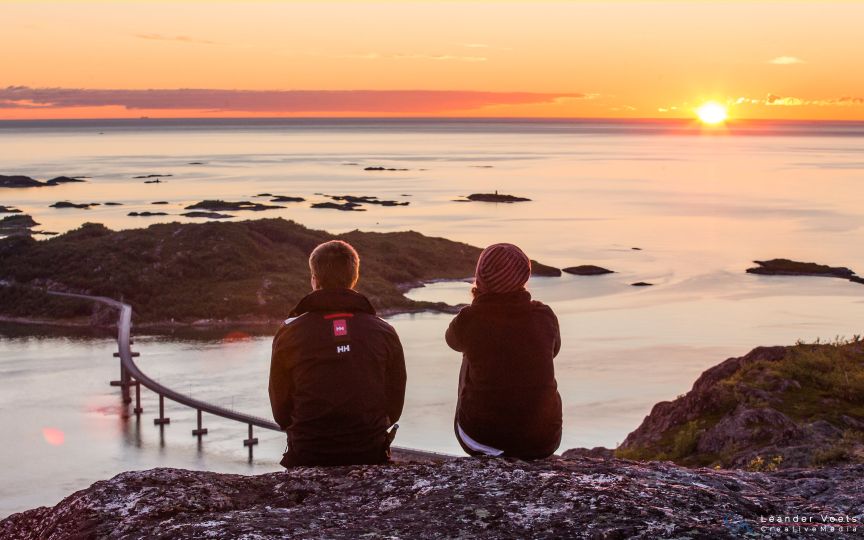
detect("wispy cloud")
(0, 86), (585, 113)
(768, 56), (804, 65)
(734, 94), (864, 107)
(459, 43), (512, 51)
(135, 33), (218, 45)
(329, 52), (487, 62)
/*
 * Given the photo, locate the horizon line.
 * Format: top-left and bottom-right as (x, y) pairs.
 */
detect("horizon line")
(1, 116), (863, 124)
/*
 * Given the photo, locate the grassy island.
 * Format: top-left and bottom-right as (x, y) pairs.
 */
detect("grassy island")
(0, 218), (560, 326)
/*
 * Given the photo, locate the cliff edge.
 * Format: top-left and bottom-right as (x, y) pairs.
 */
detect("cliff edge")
(618, 341), (864, 469)
(2, 458), (862, 539)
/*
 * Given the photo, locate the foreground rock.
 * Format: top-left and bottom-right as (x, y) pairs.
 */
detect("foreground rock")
(3, 459), (862, 539)
(747, 258), (862, 285)
(618, 342), (864, 469)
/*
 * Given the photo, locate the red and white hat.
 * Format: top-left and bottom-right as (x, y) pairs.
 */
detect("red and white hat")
(474, 243), (532, 294)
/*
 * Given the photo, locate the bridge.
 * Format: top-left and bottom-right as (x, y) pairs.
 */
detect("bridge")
(51, 291), (453, 463)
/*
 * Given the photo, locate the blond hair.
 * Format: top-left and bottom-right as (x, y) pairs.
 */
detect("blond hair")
(309, 240), (360, 289)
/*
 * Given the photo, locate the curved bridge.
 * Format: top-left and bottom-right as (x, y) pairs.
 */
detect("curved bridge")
(50, 291), (453, 463)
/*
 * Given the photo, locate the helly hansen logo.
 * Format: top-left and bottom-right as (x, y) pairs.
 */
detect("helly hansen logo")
(336, 344), (351, 354)
(332, 319), (348, 337)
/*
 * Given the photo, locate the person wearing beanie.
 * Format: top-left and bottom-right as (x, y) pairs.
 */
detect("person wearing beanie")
(445, 243), (563, 459)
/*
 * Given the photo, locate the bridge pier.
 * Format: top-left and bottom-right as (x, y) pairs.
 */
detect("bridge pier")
(111, 352), (140, 405)
(154, 394), (170, 425)
(192, 409), (208, 438)
(243, 424), (259, 461)
(133, 381), (143, 415)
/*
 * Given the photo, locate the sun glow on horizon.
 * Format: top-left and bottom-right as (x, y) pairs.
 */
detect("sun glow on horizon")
(696, 102), (729, 125)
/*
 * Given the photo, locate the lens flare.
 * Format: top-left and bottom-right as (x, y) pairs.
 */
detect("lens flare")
(223, 331), (252, 343)
(42, 427), (65, 446)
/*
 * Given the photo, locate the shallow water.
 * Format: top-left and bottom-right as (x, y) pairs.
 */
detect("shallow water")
(1, 119), (863, 516)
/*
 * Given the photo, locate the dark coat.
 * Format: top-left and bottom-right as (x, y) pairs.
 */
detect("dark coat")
(269, 288), (406, 465)
(446, 290), (562, 458)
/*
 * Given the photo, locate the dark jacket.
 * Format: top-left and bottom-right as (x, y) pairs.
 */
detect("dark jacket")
(269, 288), (406, 465)
(446, 290), (562, 458)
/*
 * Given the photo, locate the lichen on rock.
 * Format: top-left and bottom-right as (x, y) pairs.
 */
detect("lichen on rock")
(2, 458), (863, 539)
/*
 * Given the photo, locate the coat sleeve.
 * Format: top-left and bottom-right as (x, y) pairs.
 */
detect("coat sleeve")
(385, 329), (407, 425)
(268, 328), (294, 430)
(445, 309), (466, 352)
(550, 309), (562, 358)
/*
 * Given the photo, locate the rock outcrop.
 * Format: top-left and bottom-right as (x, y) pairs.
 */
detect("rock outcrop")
(618, 342), (864, 469)
(2, 459), (863, 539)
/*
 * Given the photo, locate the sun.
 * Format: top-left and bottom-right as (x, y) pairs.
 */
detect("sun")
(696, 102), (728, 125)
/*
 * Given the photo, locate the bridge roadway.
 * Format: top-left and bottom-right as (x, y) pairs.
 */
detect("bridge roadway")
(49, 291), (454, 463)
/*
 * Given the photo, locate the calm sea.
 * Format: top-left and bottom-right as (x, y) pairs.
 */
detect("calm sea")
(1, 118), (863, 516)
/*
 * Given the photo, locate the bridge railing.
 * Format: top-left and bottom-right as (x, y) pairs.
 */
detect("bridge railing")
(50, 291), (452, 462)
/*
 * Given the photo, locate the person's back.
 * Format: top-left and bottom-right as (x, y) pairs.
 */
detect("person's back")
(446, 243), (562, 459)
(269, 240), (406, 466)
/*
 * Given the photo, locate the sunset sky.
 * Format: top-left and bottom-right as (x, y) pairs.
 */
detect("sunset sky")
(2, 1), (863, 120)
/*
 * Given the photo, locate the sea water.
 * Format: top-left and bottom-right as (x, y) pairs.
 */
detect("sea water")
(1, 118), (863, 516)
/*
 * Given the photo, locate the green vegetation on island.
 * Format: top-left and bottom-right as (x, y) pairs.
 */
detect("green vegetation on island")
(617, 339), (864, 469)
(0, 218), (559, 325)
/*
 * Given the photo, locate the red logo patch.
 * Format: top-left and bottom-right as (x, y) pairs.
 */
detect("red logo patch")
(332, 319), (348, 337)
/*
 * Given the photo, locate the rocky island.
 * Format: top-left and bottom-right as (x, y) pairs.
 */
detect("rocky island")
(1, 174), (86, 188)
(185, 200), (284, 212)
(49, 201), (96, 209)
(270, 195), (306, 203)
(182, 211), (234, 219)
(563, 265), (614, 276)
(0, 218), (560, 326)
(0, 215), (39, 235)
(747, 259), (863, 285)
(455, 192), (532, 203)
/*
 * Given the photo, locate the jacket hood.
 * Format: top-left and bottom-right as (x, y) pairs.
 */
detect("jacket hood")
(290, 288), (377, 317)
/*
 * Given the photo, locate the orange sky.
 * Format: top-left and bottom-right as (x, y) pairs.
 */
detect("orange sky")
(2, 1), (863, 120)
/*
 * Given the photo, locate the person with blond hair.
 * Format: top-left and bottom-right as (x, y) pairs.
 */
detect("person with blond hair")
(269, 240), (406, 466)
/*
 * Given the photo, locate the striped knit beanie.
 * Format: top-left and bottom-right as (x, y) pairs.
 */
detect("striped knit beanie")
(474, 243), (532, 294)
